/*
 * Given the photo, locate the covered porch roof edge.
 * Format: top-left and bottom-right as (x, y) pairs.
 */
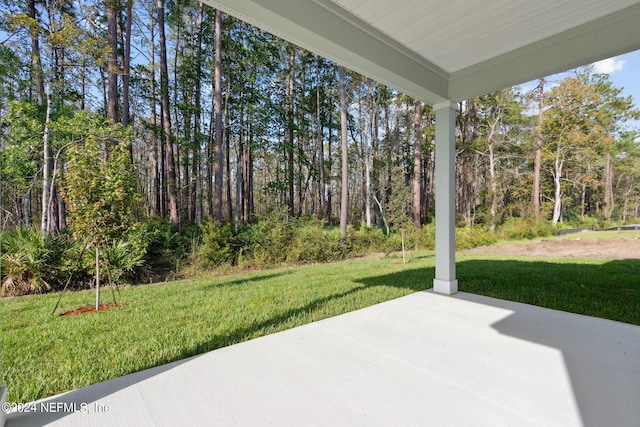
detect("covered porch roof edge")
(449, 3), (640, 100)
(203, 0), (450, 105)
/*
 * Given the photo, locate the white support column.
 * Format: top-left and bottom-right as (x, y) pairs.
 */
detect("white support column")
(433, 101), (458, 295)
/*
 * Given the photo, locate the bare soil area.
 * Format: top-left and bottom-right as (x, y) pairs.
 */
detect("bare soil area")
(60, 302), (129, 316)
(464, 232), (640, 259)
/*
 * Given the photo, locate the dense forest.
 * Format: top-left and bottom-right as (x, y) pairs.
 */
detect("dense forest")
(1, 1), (640, 294)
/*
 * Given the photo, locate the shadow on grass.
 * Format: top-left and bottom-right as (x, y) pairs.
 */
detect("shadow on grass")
(457, 258), (640, 326)
(190, 265), (431, 356)
(7, 264), (430, 426)
(203, 271), (293, 290)
(11, 257), (638, 426)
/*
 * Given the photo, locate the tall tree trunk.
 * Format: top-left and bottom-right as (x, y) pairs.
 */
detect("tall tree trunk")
(213, 9), (224, 221)
(339, 65), (348, 240)
(423, 110), (433, 213)
(27, 0), (44, 106)
(533, 78), (544, 216)
(326, 105), (332, 222)
(581, 182), (587, 221)
(552, 152), (564, 225)
(364, 82), (374, 228)
(192, 2), (205, 224)
(247, 128), (254, 222)
(149, 17), (160, 217)
(242, 96), (251, 224)
(106, 0), (119, 123)
(488, 143), (498, 231)
(206, 82), (214, 218)
(225, 81), (232, 222)
(236, 131), (243, 229)
(373, 99), (382, 226)
(287, 47), (295, 219)
(316, 62), (324, 219)
(236, 94), (245, 228)
(41, 83), (52, 236)
(603, 150), (614, 220)
(121, 1), (132, 128)
(157, 0), (179, 227)
(412, 99), (422, 228)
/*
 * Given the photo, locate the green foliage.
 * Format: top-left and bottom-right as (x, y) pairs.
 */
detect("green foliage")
(1, 227), (52, 295)
(132, 217), (185, 263)
(198, 220), (233, 267)
(0, 227), (95, 295)
(497, 218), (556, 241)
(415, 224), (436, 250)
(238, 211), (295, 266)
(381, 227), (416, 254)
(346, 227), (386, 256)
(385, 166), (412, 230)
(1, 101), (42, 192)
(456, 226), (498, 250)
(102, 239), (145, 285)
(63, 113), (140, 244)
(288, 216), (340, 263)
(236, 215), (396, 267)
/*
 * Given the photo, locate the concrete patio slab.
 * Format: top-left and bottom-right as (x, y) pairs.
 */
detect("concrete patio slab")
(6, 291), (640, 426)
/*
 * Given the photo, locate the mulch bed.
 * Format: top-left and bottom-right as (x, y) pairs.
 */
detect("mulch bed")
(60, 302), (129, 316)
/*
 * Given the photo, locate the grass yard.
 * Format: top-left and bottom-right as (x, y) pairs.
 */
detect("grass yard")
(2, 250), (640, 403)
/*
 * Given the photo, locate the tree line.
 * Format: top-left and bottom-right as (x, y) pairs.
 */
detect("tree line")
(2, 0), (639, 241)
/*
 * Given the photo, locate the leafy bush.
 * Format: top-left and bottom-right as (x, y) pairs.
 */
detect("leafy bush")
(237, 210), (294, 266)
(346, 227), (386, 256)
(288, 217), (340, 262)
(382, 227), (416, 254)
(456, 226), (498, 250)
(497, 217), (556, 240)
(416, 224), (436, 250)
(198, 220), (233, 267)
(1, 227), (54, 295)
(102, 239), (145, 284)
(130, 216), (186, 272)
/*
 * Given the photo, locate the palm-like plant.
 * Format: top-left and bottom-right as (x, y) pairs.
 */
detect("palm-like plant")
(102, 239), (145, 285)
(1, 227), (52, 295)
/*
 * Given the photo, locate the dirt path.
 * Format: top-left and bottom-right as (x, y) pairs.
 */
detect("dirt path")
(464, 232), (640, 259)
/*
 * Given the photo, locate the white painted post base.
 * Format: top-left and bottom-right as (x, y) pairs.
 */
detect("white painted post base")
(1, 385), (7, 427)
(433, 279), (458, 295)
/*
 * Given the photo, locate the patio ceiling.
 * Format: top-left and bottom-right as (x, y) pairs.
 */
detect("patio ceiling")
(202, 0), (640, 105)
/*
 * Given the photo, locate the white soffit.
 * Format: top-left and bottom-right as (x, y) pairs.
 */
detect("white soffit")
(204, 0), (640, 104)
(330, 0), (638, 74)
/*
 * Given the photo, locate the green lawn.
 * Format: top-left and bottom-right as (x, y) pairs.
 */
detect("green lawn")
(2, 251), (639, 403)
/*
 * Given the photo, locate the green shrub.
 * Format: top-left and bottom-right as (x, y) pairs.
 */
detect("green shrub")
(198, 220), (233, 267)
(1, 227), (55, 295)
(129, 216), (186, 272)
(564, 216), (598, 229)
(102, 239), (145, 284)
(238, 210), (294, 266)
(56, 234), (94, 289)
(416, 223), (436, 250)
(289, 217), (340, 263)
(497, 218), (556, 240)
(347, 227), (386, 256)
(456, 226), (498, 250)
(382, 227), (416, 254)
